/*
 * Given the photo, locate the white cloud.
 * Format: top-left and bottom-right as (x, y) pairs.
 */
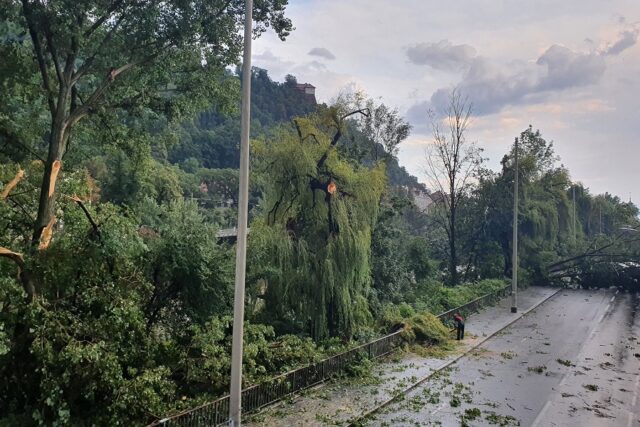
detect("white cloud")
(308, 47), (336, 60)
(410, 27), (636, 119)
(406, 40), (477, 71)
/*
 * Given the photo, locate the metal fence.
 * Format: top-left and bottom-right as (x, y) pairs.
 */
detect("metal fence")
(437, 284), (512, 325)
(149, 284), (512, 426)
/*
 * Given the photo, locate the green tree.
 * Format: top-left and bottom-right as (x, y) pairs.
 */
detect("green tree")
(0, 0), (291, 298)
(251, 111), (386, 339)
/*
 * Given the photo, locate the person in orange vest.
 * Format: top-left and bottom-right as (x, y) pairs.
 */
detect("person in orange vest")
(453, 313), (465, 340)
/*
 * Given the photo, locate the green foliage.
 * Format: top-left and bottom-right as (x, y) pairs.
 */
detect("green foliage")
(138, 198), (235, 325)
(170, 69), (318, 170)
(2, 8), (638, 421)
(409, 279), (507, 315)
(403, 313), (449, 345)
(369, 192), (435, 309)
(0, 198), (174, 424)
(251, 114), (386, 340)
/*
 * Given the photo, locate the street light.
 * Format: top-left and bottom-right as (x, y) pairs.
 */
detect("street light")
(229, 1), (253, 426)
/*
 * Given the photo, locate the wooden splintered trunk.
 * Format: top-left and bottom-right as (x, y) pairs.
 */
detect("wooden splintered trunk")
(33, 90), (69, 247)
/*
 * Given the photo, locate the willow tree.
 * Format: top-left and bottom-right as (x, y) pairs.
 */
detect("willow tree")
(251, 110), (386, 340)
(484, 127), (573, 282)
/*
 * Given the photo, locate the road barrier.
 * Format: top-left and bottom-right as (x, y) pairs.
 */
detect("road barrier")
(149, 284), (512, 426)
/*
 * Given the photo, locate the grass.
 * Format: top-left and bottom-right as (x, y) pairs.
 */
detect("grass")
(461, 407), (482, 426)
(556, 358), (574, 367)
(527, 365), (547, 374)
(409, 340), (457, 359)
(484, 411), (520, 426)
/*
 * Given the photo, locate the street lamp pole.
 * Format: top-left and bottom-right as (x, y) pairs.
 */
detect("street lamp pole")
(229, 0), (253, 425)
(511, 137), (519, 314)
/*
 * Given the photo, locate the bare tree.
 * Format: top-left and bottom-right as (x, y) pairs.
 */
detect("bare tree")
(424, 89), (483, 285)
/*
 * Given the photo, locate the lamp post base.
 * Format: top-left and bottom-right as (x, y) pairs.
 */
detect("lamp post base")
(511, 307), (518, 313)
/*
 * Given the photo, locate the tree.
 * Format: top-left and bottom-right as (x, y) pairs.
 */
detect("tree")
(331, 91), (412, 163)
(251, 108), (386, 340)
(360, 99), (411, 161)
(0, 0), (291, 298)
(424, 89), (483, 285)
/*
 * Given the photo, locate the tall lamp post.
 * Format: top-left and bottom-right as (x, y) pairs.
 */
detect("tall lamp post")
(229, 0), (253, 425)
(511, 137), (519, 314)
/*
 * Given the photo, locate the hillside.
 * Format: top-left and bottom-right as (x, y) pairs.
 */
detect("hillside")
(168, 68), (426, 193)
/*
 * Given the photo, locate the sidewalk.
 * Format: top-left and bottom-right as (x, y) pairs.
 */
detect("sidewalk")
(245, 286), (560, 427)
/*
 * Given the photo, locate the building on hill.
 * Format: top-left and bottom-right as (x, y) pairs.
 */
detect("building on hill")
(411, 188), (434, 213)
(410, 188), (447, 214)
(295, 83), (317, 104)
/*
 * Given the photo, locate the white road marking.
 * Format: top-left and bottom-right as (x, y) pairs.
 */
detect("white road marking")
(531, 400), (552, 427)
(596, 303), (611, 325)
(628, 375), (640, 427)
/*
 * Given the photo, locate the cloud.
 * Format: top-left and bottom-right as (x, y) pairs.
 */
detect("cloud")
(603, 29), (639, 55)
(406, 40), (476, 71)
(253, 49), (295, 78)
(252, 49), (357, 102)
(405, 100), (433, 131)
(411, 44), (611, 117)
(308, 47), (336, 60)
(536, 44), (606, 91)
(406, 24), (640, 120)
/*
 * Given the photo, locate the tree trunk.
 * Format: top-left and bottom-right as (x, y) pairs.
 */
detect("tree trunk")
(449, 208), (458, 286)
(32, 90), (69, 246)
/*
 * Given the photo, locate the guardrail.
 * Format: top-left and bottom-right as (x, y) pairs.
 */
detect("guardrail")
(437, 284), (512, 325)
(149, 283), (511, 426)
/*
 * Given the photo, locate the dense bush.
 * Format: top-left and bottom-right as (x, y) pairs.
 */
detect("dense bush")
(411, 279), (509, 315)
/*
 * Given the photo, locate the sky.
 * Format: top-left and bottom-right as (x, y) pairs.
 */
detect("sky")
(253, 0), (640, 201)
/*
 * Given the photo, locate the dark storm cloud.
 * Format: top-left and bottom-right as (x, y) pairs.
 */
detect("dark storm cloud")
(406, 40), (477, 70)
(308, 47), (336, 60)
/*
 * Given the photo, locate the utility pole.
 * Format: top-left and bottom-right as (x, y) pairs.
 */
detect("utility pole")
(511, 137), (518, 314)
(229, 0), (252, 425)
(599, 203), (602, 235)
(572, 185), (576, 244)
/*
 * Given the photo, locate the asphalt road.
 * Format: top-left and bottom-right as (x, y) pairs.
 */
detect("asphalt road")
(369, 288), (640, 427)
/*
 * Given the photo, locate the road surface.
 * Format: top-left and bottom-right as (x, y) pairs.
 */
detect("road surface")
(368, 288), (640, 426)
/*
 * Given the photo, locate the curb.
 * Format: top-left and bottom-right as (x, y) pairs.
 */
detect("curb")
(346, 287), (563, 426)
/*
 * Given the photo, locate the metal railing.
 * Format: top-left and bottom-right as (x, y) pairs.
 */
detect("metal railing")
(149, 283), (511, 426)
(437, 284), (512, 325)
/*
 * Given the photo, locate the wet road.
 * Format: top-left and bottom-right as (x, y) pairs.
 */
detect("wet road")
(369, 289), (640, 426)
